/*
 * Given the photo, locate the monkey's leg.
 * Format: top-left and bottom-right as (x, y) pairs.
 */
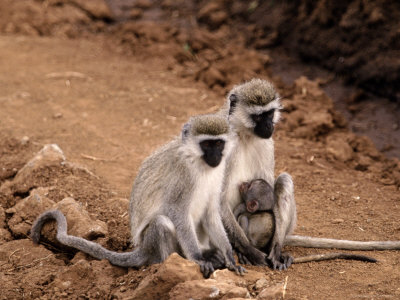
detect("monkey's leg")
(203, 202), (246, 275)
(268, 172), (297, 270)
(141, 215), (179, 265)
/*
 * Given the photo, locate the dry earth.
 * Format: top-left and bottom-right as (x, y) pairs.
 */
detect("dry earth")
(0, 1), (400, 299)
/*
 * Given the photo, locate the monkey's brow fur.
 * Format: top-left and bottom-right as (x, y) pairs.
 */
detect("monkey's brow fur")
(190, 115), (229, 136)
(232, 78), (278, 106)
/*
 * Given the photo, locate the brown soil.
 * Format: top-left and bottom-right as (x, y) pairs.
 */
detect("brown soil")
(0, 1), (399, 299)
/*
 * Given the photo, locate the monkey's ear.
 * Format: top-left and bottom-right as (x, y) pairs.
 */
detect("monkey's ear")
(182, 123), (191, 141)
(229, 94), (238, 115)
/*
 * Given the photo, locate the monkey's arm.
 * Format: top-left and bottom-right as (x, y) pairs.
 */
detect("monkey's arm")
(237, 215), (250, 234)
(268, 173), (296, 270)
(169, 210), (214, 278)
(31, 210), (146, 267)
(220, 200), (267, 266)
(233, 203), (247, 220)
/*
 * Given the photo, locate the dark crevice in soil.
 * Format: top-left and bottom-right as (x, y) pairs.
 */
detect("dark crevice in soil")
(267, 47), (400, 159)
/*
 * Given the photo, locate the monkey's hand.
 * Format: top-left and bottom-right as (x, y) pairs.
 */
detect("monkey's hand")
(225, 250), (247, 276)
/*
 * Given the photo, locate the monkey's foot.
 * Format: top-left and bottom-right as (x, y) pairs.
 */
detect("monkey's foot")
(235, 247), (267, 266)
(198, 260), (215, 278)
(237, 252), (251, 265)
(202, 249), (225, 270)
(268, 253), (293, 271)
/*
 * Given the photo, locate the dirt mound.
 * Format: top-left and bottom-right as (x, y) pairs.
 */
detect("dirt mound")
(229, 0), (400, 102)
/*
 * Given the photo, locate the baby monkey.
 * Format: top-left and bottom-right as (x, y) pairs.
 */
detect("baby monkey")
(234, 179), (377, 264)
(233, 179), (275, 250)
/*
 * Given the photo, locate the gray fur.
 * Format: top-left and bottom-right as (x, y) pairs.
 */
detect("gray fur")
(223, 79), (400, 262)
(31, 114), (245, 278)
(220, 79), (296, 270)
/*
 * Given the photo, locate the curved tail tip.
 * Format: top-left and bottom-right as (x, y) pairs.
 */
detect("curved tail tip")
(30, 231), (41, 244)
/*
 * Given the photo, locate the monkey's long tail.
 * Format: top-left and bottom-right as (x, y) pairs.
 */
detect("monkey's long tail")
(30, 210), (146, 267)
(285, 235), (400, 250)
(293, 253), (377, 264)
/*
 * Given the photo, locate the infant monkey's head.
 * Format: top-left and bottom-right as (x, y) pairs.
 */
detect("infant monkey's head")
(239, 179), (275, 213)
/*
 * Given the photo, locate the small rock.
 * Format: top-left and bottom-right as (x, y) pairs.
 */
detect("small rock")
(129, 253), (203, 300)
(169, 279), (250, 300)
(257, 283), (285, 299)
(211, 268), (267, 286)
(20, 136), (30, 145)
(53, 113), (63, 119)
(12, 144), (65, 189)
(326, 136), (354, 162)
(255, 278), (269, 290)
(332, 218), (344, 224)
(6, 188), (55, 237)
(52, 197), (108, 241)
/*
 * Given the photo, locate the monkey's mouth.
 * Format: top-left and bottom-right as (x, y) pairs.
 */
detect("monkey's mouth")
(246, 200), (259, 213)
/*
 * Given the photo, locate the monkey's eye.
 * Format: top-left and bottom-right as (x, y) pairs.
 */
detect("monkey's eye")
(202, 141), (210, 147)
(215, 140), (222, 146)
(252, 114), (262, 123)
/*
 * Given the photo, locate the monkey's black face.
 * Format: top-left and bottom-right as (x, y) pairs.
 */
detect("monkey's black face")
(200, 139), (225, 167)
(251, 109), (275, 139)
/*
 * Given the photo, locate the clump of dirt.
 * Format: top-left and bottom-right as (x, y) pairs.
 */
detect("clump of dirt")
(0, 0), (111, 38)
(190, 0), (400, 102)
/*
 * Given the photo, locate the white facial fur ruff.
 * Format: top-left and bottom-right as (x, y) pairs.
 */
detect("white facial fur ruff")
(231, 98), (282, 132)
(179, 133), (232, 170)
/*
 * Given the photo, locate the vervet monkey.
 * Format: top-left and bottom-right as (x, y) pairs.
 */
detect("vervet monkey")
(221, 79), (400, 267)
(31, 114), (245, 278)
(235, 179), (378, 264)
(220, 78), (296, 270)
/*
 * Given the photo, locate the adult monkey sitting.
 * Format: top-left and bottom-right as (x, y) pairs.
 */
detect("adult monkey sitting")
(220, 78), (296, 270)
(220, 79), (400, 270)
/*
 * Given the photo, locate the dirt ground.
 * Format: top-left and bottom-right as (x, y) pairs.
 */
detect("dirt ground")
(1, 1), (400, 299)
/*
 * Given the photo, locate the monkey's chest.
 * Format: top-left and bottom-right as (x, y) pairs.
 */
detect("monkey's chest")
(226, 141), (274, 209)
(189, 171), (222, 225)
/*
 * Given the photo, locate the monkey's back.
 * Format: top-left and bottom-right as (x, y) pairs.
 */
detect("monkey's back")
(129, 138), (193, 246)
